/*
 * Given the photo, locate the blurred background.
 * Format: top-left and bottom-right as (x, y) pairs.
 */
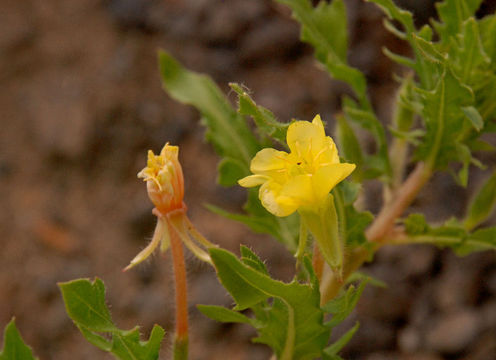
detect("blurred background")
(1, 0), (495, 359)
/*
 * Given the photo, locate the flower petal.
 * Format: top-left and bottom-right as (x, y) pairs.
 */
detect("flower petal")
(238, 174), (268, 188)
(250, 148), (288, 173)
(312, 163), (356, 200)
(287, 115), (326, 160)
(259, 181), (299, 217)
(280, 174), (314, 204)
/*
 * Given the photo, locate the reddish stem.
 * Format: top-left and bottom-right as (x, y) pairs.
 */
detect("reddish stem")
(168, 220), (189, 341)
(312, 242), (324, 281)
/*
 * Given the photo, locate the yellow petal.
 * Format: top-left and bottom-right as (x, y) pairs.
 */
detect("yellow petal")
(238, 174), (268, 188)
(287, 116), (326, 159)
(318, 137), (339, 164)
(250, 148), (288, 174)
(259, 181), (299, 217)
(312, 163), (356, 200)
(280, 174), (314, 204)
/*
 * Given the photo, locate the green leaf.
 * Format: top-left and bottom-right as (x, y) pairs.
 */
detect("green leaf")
(335, 114), (363, 173)
(402, 215), (496, 255)
(59, 278), (115, 332)
(433, 0), (483, 42)
(462, 106), (484, 131)
(209, 247), (329, 360)
(458, 227), (496, 254)
(366, 0), (414, 34)
(158, 50), (260, 183)
(415, 68), (474, 169)
(59, 278), (165, 360)
(197, 305), (251, 324)
(0, 319), (38, 360)
(240, 245), (269, 275)
(217, 158), (247, 187)
(464, 171), (496, 230)
(230, 83), (289, 146)
(205, 203), (298, 250)
(342, 97), (391, 179)
(403, 213), (429, 235)
(111, 326), (165, 360)
(276, 0), (368, 102)
(322, 281), (368, 328)
(322, 322), (360, 359)
(449, 18), (491, 85)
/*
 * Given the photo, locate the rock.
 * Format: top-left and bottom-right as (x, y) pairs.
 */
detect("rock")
(107, 0), (151, 30)
(239, 18), (300, 65)
(398, 326), (422, 353)
(0, 1), (35, 51)
(25, 72), (92, 158)
(426, 309), (481, 354)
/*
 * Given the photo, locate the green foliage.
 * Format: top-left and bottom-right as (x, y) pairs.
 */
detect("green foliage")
(368, 0), (496, 184)
(278, 0), (392, 181)
(333, 182), (373, 247)
(276, 0), (366, 104)
(158, 50), (259, 186)
(59, 278), (165, 360)
(159, 51), (299, 249)
(0, 319), (37, 360)
(402, 214), (496, 255)
(322, 322), (359, 360)
(229, 83), (290, 146)
(202, 248), (329, 360)
(322, 280), (368, 328)
(464, 171), (496, 230)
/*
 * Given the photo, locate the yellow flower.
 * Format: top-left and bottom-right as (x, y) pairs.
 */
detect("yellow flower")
(125, 143), (215, 271)
(137, 143), (185, 215)
(239, 115), (355, 216)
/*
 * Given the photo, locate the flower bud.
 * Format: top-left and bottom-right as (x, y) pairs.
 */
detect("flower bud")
(138, 143), (185, 215)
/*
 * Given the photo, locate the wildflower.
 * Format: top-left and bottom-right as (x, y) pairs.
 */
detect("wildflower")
(238, 115), (355, 216)
(239, 115), (355, 274)
(125, 143), (215, 271)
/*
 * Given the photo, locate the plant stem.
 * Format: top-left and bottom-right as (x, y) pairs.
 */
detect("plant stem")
(312, 241), (324, 281)
(321, 162), (432, 302)
(169, 223), (189, 360)
(366, 162), (432, 243)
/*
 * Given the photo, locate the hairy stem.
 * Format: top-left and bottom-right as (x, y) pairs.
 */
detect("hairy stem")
(321, 162), (432, 302)
(169, 224), (189, 359)
(366, 162), (432, 243)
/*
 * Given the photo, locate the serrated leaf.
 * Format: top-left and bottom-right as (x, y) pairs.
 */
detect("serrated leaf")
(230, 83), (289, 146)
(158, 50), (260, 183)
(276, 0), (368, 102)
(0, 319), (38, 360)
(240, 245), (269, 275)
(322, 322), (360, 359)
(322, 281), (368, 328)
(342, 97), (391, 179)
(59, 278), (115, 332)
(210, 247), (329, 359)
(111, 326), (165, 360)
(59, 279), (165, 360)
(415, 68), (474, 169)
(450, 18), (491, 85)
(433, 0), (483, 42)
(401, 216), (496, 255)
(366, 0), (414, 34)
(197, 305), (251, 324)
(464, 171), (496, 230)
